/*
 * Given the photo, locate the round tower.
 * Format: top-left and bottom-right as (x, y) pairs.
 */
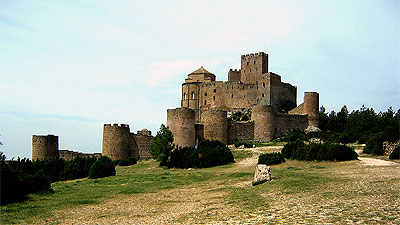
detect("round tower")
(304, 92), (319, 127)
(32, 135), (59, 160)
(102, 124), (131, 161)
(252, 105), (275, 142)
(200, 109), (228, 144)
(167, 107), (196, 147)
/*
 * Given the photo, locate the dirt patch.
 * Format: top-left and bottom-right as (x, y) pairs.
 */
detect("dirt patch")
(51, 183), (240, 224)
(359, 157), (399, 166)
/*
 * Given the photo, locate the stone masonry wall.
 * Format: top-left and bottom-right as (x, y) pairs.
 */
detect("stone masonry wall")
(228, 69), (241, 82)
(167, 107), (196, 147)
(102, 124), (131, 161)
(201, 110), (228, 144)
(134, 134), (153, 158)
(228, 121), (254, 144)
(59, 150), (101, 161)
(274, 113), (308, 137)
(252, 105), (275, 142)
(32, 135), (59, 160)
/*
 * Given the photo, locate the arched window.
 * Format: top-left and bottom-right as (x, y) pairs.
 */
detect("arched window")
(191, 92), (195, 99)
(183, 93), (187, 100)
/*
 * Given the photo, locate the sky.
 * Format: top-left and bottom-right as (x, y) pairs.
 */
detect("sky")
(1, 0), (399, 159)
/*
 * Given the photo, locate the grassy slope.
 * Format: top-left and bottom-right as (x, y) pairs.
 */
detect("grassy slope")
(1, 148), (399, 224)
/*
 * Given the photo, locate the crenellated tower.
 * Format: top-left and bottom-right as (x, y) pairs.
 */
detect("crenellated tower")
(240, 52), (268, 84)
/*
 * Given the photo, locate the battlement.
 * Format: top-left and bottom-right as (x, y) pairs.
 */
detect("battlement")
(229, 69), (241, 72)
(104, 123), (129, 128)
(137, 128), (152, 136)
(241, 52), (267, 58)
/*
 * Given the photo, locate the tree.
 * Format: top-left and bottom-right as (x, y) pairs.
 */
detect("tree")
(150, 124), (174, 166)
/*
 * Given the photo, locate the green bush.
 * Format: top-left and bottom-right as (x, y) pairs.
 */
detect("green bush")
(1, 155), (53, 205)
(282, 142), (358, 161)
(1, 153), (24, 205)
(168, 139), (234, 168)
(258, 152), (285, 165)
(364, 133), (385, 155)
(115, 157), (137, 166)
(234, 142), (254, 148)
(389, 146), (400, 160)
(33, 158), (65, 182)
(88, 156), (116, 179)
(60, 156), (97, 180)
(281, 140), (305, 159)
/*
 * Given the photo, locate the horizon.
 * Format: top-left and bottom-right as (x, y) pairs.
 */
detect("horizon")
(1, 0), (399, 159)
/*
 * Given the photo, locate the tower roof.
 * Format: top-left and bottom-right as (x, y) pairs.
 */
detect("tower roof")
(189, 66), (214, 75)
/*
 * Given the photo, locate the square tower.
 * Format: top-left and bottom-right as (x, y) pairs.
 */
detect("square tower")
(240, 52), (268, 84)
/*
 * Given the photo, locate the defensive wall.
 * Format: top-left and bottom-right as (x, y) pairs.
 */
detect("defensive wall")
(32, 124), (154, 161)
(168, 51), (319, 145)
(59, 150), (101, 161)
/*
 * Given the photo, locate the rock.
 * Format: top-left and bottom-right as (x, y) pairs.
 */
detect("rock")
(383, 140), (400, 155)
(254, 164), (271, 183)
(305, 125), (321, 133)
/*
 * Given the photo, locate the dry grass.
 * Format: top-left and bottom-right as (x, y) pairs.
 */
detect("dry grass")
(1, 146), (399, 224)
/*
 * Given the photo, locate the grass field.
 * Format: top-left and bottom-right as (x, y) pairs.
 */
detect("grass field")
(1, 147), (399, 224)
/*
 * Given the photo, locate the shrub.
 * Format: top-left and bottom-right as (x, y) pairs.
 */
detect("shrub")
(389, 146), (400, 160)
(258, 152), (285, 165)
(168, 139), (234, 168)
(364, 133), (385, 155)
(0, 153), (24, 205)
(281, 140), (305, 159)
(150, 124), (174, 166)
(33, 158), (65, 182)
(115, 157), (137, 166)
(88, 156), (116, 179)
(60, 156), (97, 180)
(282, 142), (358, 161)
(234, 142), (254, 148)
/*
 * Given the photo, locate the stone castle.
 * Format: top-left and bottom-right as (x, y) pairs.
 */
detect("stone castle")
(32, 51), (319, 161)
(167, 51), (319, 147)
(32, 125), (154, 161)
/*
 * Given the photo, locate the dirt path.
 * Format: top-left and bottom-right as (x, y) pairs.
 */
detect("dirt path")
(359, 157), (399, 166)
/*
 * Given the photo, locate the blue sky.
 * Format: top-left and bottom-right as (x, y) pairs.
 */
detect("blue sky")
(1, 0), (399, 159)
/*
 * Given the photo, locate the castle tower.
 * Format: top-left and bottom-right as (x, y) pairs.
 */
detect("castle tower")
(252, 105), (275, 142)
(241, 52), (268, 84)
(201, 110), (228, 144)
(32, 135), (59, 160)
(181, 67), (215, 122)
(167, 107), (196, 147)
(303, 92), (319, 127)
(228, 69), (241, 82)
(102, 124), (131, 161)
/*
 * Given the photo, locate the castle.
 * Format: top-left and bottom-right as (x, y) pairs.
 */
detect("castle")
(167, 51), (319, 147)
(32, 125), (154, 161)
(32, 51), (319, 161)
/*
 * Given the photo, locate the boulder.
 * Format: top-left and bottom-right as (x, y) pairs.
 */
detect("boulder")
(254, 164), (271, 183)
